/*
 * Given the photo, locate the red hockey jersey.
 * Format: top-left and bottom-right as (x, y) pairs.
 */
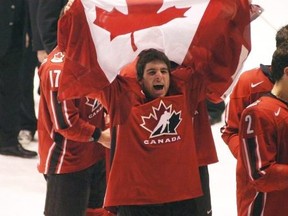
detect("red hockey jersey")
(93, 66), (210, 208)
(221, 65), (273, 157)
(237, 95), (288, 216)
(37, 47), (106, 174)
(120, 61), (218, 167)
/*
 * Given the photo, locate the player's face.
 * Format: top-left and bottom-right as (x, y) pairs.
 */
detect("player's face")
(139, 60), (170, 99)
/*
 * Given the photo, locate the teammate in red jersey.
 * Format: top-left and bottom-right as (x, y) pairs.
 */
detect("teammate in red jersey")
(237, 42), (288, 216)
(221, 64), (274, 157)
(221, 24), (288, 158)
(37, 46), (111, 216)
(221, 24), (288, 216)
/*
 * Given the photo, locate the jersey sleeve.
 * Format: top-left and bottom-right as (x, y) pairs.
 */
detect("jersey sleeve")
(221, 73), (251, 158)
(239, 105), (288, 192)
(39, 55), (96, 142)
(50, 97), (96, 142)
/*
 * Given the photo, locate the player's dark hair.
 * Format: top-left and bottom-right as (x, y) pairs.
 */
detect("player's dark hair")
(271, 42), (288, 81)
(136, 48), (171, 81)
(276, 24), (288, 48)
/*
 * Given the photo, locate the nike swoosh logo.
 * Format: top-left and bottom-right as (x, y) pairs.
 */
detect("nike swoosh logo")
(207, 209), (212, 214)
(251, 81), (264, 88)
(274, 107), (281, 116)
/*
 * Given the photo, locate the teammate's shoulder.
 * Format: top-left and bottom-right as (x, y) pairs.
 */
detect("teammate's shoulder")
(38, 48), (65, 78)
(246, 95), (284, 113)
(244, 95), (268, 110)
(39, 48), (65, 67)
(245, 98), (261, 110)
(239, 66), (265, 81)
(236, 66), (272, 92)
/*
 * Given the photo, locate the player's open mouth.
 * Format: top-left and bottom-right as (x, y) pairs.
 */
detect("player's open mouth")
(153, 85), (164, 90)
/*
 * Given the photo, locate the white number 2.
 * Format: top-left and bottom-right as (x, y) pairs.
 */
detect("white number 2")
(245, 115), (254, 134)
(49, 69), (61, 88)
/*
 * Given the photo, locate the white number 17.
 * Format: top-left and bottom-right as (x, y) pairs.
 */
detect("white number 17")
(49, 69), (61, 88)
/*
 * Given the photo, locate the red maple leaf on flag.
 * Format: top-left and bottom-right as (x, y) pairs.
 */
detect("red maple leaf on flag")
(57, 0), (251, 102)
(94, 0), (190, 51)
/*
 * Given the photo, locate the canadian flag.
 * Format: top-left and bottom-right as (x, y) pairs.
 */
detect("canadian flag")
(58, 0), (251, 100)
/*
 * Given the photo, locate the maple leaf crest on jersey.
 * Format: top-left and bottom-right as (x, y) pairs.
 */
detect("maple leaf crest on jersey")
(140, 100), (182, 139)
(51, 52), (64, 63)
(85, 97), (103, 119)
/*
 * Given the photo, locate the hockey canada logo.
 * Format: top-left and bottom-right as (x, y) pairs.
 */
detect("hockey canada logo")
(140, 100), (182, 140)
(85, 97), (103, 119)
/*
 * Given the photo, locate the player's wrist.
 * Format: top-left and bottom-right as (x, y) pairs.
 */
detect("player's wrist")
(91, 128), (102, 142)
